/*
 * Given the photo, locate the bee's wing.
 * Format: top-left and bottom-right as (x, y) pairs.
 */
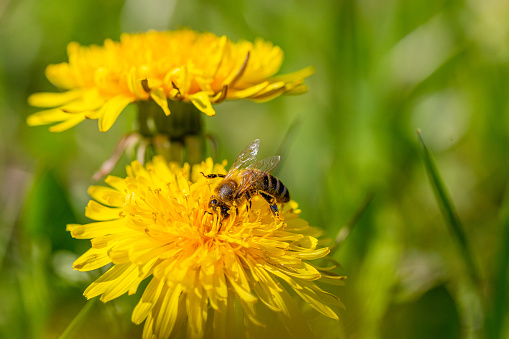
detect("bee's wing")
(236, 155), (281, 196)
(226, 139), (260, 179)
(248, 155), (281, 173)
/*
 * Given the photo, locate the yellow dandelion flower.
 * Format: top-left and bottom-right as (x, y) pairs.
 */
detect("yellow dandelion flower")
(68, 156), (345, 338)
(28, 29), (314, 132)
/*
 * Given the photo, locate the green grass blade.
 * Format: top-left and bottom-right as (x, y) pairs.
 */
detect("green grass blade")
(59, 298), (98, 339)
(485, 183), (509, 339)
(330, 192), (374, 255)
(417, 129), (480, 287)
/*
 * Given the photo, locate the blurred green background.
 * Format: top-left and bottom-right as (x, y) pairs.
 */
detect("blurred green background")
(1, 0), (509, 338)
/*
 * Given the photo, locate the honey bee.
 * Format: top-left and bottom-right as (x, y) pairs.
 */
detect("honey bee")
(202, 139), (290, 221)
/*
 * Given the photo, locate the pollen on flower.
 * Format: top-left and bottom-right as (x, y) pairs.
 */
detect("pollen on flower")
(68, 156), (345, 338)
(27, 29), (315, 132)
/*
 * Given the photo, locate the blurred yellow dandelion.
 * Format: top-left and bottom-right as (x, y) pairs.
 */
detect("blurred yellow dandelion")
(68, 156), (345, 338)
(28, 29), (314, 132)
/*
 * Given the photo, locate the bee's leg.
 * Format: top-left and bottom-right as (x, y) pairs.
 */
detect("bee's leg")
(259, 192), (282, 220)
(217, 215), (224, 232)
(200, 172), (226, 179)
(245, 191), (252, 211)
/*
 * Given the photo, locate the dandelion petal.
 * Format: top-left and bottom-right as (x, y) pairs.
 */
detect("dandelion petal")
(98, 96), (133, 132)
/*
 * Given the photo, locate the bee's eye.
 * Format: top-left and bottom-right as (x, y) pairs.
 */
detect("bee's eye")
(209, 199), (218, 207)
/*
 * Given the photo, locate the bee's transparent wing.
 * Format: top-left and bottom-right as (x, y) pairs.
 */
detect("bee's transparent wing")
(248, 155), (281, 173)
(237, 155), (281, 196)
(226, 139), (260, 179)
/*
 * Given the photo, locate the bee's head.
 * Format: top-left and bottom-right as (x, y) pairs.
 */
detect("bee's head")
(208, 196), (219, 209)
(208, 196), (230, 220)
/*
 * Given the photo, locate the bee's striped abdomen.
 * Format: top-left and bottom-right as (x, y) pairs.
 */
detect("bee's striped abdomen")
(257, 173), (290, 203)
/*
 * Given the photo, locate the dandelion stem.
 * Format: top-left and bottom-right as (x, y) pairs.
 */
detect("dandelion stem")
(417, 129), (481, 287)
(59, 298), (98, 339)
(136, 100), (205, 164)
